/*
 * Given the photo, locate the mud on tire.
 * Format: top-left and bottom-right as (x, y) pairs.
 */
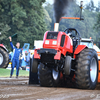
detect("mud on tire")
(38, 63), (60, 87)
(75, 48), (98, 89)
(0, 48), (9, 68)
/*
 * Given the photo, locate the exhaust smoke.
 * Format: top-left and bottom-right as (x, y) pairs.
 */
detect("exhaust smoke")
(54, 0), (74, 23)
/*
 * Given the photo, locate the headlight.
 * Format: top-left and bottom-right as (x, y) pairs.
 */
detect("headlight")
(52, 41), (57, 45)
(45, 40), (49, 44)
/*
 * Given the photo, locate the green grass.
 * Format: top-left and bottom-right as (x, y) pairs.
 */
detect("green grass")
(0, 68), (29, 77)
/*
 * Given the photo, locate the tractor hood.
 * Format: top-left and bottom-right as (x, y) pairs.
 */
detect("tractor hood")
(43, 31), (73, 55)
(43, 31), (59, 50)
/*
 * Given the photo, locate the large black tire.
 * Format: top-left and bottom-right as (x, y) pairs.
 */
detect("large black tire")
(64, 56), (72, 75)
(29, 58), (39, 84)
(38, 63), (60, 87)
(31, 55), (38, 73)
(75, 48), (98, 89)
(0, 48), (9, 68)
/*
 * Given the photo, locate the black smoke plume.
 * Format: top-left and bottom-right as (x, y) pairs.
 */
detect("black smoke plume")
(54, 0), (74, 23)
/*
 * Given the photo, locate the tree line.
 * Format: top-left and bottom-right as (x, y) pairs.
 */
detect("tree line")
(0, 0), (100, 51)
(0, 0), (46, 50)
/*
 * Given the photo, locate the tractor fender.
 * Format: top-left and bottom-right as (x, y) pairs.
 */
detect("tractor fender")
(98, 60), (100, 83)
(74, 45), (87, 55)
(97, 52), (100, 83)
(0, 44), (8, 52)
(34, 49), (40, 59)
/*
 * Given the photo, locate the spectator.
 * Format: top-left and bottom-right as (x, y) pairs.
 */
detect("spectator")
(9, 36), (22, 78)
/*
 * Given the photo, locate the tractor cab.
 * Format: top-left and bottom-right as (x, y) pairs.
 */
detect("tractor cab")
(64, 28), (81, 51)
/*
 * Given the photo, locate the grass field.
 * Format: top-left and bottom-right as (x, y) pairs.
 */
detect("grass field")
(0, 68), (29, 77)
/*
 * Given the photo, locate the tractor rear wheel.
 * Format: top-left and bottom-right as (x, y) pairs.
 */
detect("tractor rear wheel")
(75, 48), (98, 89)
(0, 48), (9, 68)
(38, 63), (60, 87)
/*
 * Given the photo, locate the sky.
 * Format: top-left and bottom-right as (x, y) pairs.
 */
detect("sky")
(46, 0), (99, 7)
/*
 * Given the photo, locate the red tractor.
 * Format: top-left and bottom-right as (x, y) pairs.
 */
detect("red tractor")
(30, 25), (100, 89)
(0, 44), (9, 68)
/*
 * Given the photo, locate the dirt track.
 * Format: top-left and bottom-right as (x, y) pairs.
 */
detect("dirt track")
(0, 77), (100, 100)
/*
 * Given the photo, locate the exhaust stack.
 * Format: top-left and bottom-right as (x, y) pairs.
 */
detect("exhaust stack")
(54, 23), (59, 31)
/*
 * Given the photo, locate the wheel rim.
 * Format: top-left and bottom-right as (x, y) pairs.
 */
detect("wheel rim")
(52, 69), (59, 80)
(0, 53), (3, 65)
(90, 57), (97, 83)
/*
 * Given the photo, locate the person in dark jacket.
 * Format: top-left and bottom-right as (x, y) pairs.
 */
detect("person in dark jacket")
(9, 36), (22, 78)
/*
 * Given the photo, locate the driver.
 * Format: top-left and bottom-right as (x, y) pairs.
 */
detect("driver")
(67, 32), (72, 36)
(67, 30), (72, 37)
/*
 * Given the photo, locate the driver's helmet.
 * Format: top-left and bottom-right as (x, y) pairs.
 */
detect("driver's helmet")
(67, 33), (72, 36)
(67, 30), (72, 36)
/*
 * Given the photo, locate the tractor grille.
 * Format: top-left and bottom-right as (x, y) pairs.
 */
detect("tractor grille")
(41, 53), (55, 63)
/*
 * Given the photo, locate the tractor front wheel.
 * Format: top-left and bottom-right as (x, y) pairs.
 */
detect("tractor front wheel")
(31, 55), (38, 73)
(75, 48), (98, 89)
(38, 63), (60, 87)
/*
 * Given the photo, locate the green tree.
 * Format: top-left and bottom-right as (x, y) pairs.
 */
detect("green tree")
(95, 13), (100, 31)
(44, 3), (55, 31)
(44, 8), (52, 30)
(0, 23), (11, 41)
(0, 0), (46, 50)
(94, 12), (100, 44)
(86, 0), (95, 11)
